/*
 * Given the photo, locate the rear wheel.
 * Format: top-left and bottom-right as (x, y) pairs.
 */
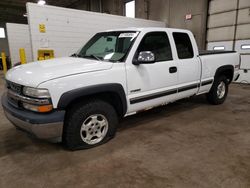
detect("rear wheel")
(206, 75), (229, 105)
(63, 99), (118, 150)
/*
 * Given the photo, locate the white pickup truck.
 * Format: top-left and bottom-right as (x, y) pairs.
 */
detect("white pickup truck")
(2, 27), (240, 150)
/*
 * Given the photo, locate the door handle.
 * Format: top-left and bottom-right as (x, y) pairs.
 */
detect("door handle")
(169, 66), (177, 73)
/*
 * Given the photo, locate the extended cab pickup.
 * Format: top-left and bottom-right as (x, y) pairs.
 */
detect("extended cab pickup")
(2, 28), (240, 150)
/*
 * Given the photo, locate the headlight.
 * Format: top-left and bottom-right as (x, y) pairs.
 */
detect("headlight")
(23, 87), (50, 98)
(22, 87), (52, 112)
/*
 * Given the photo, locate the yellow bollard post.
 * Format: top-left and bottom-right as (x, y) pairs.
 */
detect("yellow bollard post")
(1, 52), (7, 75)
(19, 48), (27, 64)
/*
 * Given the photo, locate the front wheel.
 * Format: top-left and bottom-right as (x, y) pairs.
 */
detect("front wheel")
(63, 99), (118, 150)
(206, 76), (229, 105)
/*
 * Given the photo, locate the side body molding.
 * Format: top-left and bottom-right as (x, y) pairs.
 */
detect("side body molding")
(57, 83), (127, 115)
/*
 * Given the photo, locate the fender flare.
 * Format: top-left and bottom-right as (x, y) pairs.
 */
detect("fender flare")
(57, 83), (127, 115)
(214, 65), (234, 82)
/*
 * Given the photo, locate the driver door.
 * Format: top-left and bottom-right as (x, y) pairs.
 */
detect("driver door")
(126, 31), (179, 113)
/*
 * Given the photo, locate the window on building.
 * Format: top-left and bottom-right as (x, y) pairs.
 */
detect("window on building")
(173, 32), (194, 59)
(0, 28), (5, 38)
(241, 44), (250, 50)
(136, 32), (173, 62)
(213, 46), (225, 50)
(125, 0), (135, 18)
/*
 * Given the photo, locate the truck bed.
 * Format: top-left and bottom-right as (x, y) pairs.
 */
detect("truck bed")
(199, 50), (236, 56)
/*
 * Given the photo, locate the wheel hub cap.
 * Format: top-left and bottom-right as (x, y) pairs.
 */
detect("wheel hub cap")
(80, 114), (108, 145)
(217, 81), (226, 99)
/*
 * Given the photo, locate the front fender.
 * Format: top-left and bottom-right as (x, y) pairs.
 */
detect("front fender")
(57, 83), (127, 115)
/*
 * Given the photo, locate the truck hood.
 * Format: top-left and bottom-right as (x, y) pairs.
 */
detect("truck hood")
(6, 57), (113, 87)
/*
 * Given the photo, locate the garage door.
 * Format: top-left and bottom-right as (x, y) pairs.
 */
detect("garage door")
(206, 0), (250, 83)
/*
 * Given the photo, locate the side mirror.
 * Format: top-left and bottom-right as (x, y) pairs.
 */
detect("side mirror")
(133, 51), (155, 65)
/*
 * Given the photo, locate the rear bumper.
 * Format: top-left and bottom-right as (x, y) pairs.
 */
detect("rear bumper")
(2, 93), (65, 142)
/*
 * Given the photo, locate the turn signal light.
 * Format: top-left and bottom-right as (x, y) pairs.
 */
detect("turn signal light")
(37, 105), (53, 112)
(23, 103), (53, 113)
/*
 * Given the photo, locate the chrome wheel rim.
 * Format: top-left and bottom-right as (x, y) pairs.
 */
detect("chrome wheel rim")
(80, 114), (109, 145)
(217, 81), (226, 99)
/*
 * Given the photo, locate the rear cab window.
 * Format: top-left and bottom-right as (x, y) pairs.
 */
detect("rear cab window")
(173, 32), (194, 59)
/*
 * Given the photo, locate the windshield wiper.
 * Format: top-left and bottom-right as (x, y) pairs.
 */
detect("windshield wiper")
(83, 54), (102, 61)
(71, 53), (81, 57)
(71, 53), (103, 61)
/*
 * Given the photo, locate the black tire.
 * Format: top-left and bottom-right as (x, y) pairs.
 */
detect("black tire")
(63, 99), (118, 150)
(206, 75), (229, 105)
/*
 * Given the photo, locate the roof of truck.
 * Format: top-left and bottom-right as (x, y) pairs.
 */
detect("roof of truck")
(104, 27), (190, 33)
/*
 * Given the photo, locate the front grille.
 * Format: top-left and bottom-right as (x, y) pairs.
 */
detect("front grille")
(6, 81), (51, 111)
(8, 95), (19, 108)
(6, 81), (22, 95)
(6, 81), (23, 108)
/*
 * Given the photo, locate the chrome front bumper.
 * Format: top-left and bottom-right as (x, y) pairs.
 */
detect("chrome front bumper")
(2, 93), (65, 142)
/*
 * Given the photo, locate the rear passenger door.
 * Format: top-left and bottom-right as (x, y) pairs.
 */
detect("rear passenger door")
(172, 32), (201, 98)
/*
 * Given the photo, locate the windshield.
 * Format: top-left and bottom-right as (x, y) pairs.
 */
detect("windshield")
(74, 31), (139, 62)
